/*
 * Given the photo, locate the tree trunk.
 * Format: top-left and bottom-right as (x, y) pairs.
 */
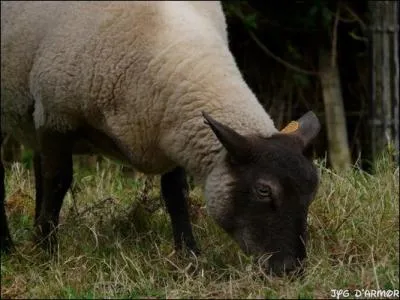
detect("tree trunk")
(369, 0), (399, 164)
(394, 1), (399, 165)
(319, 48), (352, 171)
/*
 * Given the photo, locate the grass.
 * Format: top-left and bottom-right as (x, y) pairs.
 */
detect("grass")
(1, 153), (399, 299)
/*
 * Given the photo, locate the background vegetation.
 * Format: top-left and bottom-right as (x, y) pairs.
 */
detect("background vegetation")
(222, 0), (398, 171)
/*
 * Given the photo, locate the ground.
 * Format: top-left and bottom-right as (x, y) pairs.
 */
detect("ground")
(1, 153), (399, 299)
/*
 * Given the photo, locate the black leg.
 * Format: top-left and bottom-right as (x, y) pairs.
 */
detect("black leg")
(33, 152), (43, 225)
(34, 130), (73, 252)
(161, 167), (199, 254)
(0, 136), (14, 252)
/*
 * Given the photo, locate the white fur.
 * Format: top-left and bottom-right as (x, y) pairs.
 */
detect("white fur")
(1, 1), (278, 205)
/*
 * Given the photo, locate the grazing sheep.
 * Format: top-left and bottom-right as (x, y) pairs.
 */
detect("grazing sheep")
(0, 1), (321, 276)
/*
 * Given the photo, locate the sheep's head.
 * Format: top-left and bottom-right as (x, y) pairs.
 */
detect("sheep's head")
(203, 111), (320, 276)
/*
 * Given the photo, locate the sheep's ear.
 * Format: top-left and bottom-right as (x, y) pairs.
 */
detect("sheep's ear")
(202, 111), (252, 163)
(280, 111), (321, 149)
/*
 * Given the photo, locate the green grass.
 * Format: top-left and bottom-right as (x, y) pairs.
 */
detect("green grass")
(1, 154), (399, 299)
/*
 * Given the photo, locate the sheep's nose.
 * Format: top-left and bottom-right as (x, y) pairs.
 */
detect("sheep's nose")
(267, 256), (304, 277)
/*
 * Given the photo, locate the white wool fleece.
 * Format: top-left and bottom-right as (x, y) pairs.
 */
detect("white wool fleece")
(1, 1), (278, 184)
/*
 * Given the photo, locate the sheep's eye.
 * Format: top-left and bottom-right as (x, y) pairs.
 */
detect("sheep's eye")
(256, 184), (271, 198)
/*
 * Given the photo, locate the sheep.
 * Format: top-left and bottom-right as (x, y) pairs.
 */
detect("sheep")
(0, 1), (321, 276)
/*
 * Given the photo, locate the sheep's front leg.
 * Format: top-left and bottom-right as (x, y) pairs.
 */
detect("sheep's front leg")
(33, 152), (43, 225)
(34, 130), (73, 252)
(0, 136), (14, 252)
(161, 167), (199, 254)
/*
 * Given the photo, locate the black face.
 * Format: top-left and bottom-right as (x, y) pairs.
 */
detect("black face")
(226, 134), (319, 276)
(202, 111), (321, 276)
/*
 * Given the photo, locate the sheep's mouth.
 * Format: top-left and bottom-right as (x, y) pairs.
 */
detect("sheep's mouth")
(257, 254), (306, 278)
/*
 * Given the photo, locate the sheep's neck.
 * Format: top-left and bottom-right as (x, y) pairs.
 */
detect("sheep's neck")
(107, 37), (277, 179)
(160, 78), (277, 184)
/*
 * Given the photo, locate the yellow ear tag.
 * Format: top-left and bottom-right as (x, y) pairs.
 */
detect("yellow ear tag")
(280, 121), (299, 134)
